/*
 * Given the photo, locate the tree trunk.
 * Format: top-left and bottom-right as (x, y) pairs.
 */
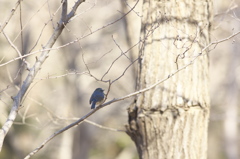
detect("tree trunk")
(126, 0), (212, 159)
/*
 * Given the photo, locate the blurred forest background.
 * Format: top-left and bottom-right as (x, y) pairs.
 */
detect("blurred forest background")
(0, 0), (239, 159)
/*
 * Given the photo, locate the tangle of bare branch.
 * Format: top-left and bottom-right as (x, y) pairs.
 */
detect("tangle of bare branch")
(24, 30), (240, 158)
(0, 0), (86, 152)
(0, 0), (140, 68)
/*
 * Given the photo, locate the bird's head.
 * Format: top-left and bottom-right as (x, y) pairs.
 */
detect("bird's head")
(95, 88), (104, 92)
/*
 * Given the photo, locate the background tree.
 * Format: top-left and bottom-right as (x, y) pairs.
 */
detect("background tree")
(0, 0), (240, 159)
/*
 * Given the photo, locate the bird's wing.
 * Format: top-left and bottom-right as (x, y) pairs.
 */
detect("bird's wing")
(89, 95), (93, 104)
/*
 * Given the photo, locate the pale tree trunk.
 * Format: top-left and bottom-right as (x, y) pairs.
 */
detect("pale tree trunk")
(126, 0), (212, 159)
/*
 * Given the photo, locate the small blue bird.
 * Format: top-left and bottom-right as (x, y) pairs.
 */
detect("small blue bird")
(89, 88), (105, 109)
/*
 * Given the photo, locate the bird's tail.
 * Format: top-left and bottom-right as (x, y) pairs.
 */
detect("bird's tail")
(91, 101), (96, 109)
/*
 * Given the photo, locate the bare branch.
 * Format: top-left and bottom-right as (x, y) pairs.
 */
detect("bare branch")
(19, 0), (24, 55)
(61, 0), (68, 23)
(12, 1), (50, 43)
(36, 71), (87, 80)
(84, 119), (125, 132)
(24, 109), (98, 159)
(112, 35), (131, 60)
(0, 85), (11, 94)
(112, 57), (139, 83)
(2, 31), (22, 58)
(101, 33), (142, 81)
(0, 0), (21, 33)
(0, 0), (86, 152)
(69, 1), (96, 23)
(58, 117), (125, 132)
(28, 18), (50, 53)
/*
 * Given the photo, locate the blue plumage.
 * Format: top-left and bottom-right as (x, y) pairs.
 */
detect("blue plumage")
(89, 88), (104, 109)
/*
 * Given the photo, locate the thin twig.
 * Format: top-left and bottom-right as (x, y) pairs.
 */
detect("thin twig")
(28, 19), (50, 53)
(111, 57), (139, 83)
(0, 0), (21, 33)
(2, 31), (22, 57)
(12, 0), (54, 43)
(112, 35), (131, 60)
(84, 119), (125, 132)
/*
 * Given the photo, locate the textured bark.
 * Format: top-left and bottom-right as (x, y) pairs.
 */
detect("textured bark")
(126, 0), (212, 159)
